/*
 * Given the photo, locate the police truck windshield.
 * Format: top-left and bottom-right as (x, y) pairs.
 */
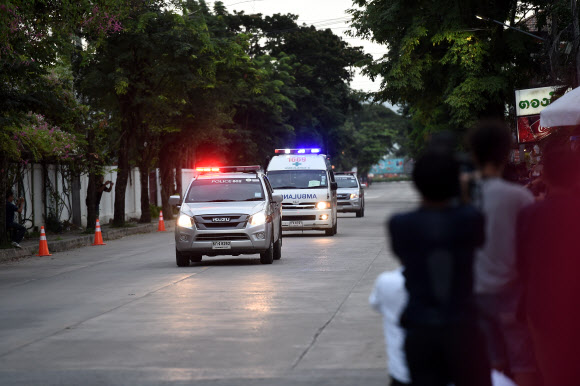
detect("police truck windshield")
(268, 170), (328, 189)
(186, 179), (264, 203)
(336, 176), (358, 188)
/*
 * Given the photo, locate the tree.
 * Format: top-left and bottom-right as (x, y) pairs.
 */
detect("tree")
(334, 103), (412, 174)
(349, 0), (552, 153)
(0, 1), (126, 242)
(78, 2), (227, 225)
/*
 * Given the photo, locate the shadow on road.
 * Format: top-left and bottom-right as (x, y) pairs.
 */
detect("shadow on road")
(191, 257), (263, 266)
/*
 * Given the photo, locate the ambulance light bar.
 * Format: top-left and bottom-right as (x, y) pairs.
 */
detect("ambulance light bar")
(196, 166), (261, 173)
(275, 148), (321, 154)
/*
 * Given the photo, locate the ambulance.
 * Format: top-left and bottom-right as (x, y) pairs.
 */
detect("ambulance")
(266, 149), (338, 236)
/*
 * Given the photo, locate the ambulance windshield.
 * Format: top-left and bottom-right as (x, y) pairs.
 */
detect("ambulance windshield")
(267, 170), (328, 189)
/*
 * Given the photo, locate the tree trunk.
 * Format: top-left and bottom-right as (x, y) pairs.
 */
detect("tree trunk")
(113, 132), (130, 227)
(572, 0), (580, 86)
(85, 127), (98, 230)
(159, 144), (175, 220)
(0, 154), (9, 246)
(549, 12), (560, 82)
(139, 164), (151, 223)
(86, 172), (98, 229)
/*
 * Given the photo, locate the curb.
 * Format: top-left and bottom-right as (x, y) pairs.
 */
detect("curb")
(0, 221), (174, 263)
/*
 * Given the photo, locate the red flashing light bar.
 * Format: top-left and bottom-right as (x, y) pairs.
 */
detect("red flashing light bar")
(196, 166), (261, 173)
(275, 148), (321, 154)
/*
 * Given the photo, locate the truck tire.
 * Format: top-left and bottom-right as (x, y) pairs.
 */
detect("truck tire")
(260, 237), (274, 264)
(176, 249), (190, 267)
(273, 228), (282, 260)
(325, 219), (337, 236)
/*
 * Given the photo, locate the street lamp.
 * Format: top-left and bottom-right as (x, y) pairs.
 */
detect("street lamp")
(476, 15), (547, 41)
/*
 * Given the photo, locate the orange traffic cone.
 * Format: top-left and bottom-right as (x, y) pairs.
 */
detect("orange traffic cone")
(37, 226), (52, 256)
(92, 219), (106, 246)
(157, 211), (166, 232)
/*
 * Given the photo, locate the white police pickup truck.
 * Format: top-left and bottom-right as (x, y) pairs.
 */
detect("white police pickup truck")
(266, 149), (338, 236)
(169, 166), (283, 266)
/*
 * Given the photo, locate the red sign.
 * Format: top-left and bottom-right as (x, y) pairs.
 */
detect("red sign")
(517, 115), (557, 143)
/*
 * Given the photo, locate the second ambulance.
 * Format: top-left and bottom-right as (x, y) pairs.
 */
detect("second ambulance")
(266, 149), (338, 236)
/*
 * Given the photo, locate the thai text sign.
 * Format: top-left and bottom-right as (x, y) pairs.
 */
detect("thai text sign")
(515, 86), (557, 116)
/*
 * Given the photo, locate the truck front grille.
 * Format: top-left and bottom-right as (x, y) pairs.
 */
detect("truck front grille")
(196, 233), (250, 241)
(283, 215), (317, 221)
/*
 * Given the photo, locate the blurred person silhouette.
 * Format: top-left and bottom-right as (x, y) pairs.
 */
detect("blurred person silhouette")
(517, 142), (580, 385)
(388, 152), (490, 386)
(468, 121), (541, 386)
(370, 267), (520, 386)
(426, 130), (477, 203)
(6, 190), (25, 248)
(370, 267), (410, 385)
(96, 175), (113, 217)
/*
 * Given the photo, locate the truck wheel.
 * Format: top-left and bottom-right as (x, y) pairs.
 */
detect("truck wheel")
(325, 220), (337, 236)
(190, 254), (202, 263)
(273, 232), (282, 260)
(260, 237), (274, 264)
(176, 249), (190, 267)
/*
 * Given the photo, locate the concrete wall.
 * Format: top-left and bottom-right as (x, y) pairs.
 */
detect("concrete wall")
(13, 165), (142, 229)
(11, 165), (197, 230)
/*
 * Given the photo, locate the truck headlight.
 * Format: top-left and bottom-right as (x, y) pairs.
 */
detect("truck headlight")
(177, 214), (194, 229)
(316, 202), (330, 210)
(249, 211), (267, 226)
(350, 193), (359, 199)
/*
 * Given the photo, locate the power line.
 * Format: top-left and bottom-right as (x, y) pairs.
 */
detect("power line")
(225, 0), (265, 7)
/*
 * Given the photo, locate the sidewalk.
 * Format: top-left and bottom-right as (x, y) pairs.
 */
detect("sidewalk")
(0, 220), (175, 263)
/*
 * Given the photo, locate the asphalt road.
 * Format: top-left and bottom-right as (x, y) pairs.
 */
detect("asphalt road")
(0, 182), (420, 386)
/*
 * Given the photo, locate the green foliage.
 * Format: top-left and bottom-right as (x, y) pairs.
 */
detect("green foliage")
(334, 104), (412, 174)
(218, 10), (369, 162)
(12, 113), (79, 163)
(149, 204), (161, 219)
(349, 0), (553, 153)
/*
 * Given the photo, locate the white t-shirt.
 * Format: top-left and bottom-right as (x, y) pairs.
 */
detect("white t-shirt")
(369, 268), (410, 383)
(369, 268), (517, 386)
(474, 178), (534, 294)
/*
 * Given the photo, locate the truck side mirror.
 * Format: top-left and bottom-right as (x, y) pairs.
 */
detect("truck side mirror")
(330, 182), (338, 191)
(168, 195), (181, 207)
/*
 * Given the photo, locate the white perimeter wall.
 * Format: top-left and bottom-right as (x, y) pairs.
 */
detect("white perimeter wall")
(13, 166), (197, 229)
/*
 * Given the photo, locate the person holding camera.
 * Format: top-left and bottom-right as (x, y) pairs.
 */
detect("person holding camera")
(96, 176), (114, 217)
(5, 191), (25, 248)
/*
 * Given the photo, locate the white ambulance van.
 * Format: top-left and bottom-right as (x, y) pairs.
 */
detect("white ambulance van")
(266, 149), (338, 236)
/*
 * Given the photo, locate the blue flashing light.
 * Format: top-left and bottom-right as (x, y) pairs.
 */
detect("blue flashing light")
(275, 148), (324, 155)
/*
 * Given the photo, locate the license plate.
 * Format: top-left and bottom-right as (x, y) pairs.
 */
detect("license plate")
(212, 241), (231, 250)
(289, 221), (303, 227)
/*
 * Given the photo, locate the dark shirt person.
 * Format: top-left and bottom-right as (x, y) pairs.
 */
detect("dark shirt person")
(517, 144), (580, 385)
(388, 153), (491, 386)
(5, 191), (25, 248)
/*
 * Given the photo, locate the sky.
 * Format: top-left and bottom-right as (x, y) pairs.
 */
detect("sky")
(204, 0), (387, 94)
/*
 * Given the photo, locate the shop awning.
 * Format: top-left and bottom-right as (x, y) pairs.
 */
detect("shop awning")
(540, 86), (580, 128)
